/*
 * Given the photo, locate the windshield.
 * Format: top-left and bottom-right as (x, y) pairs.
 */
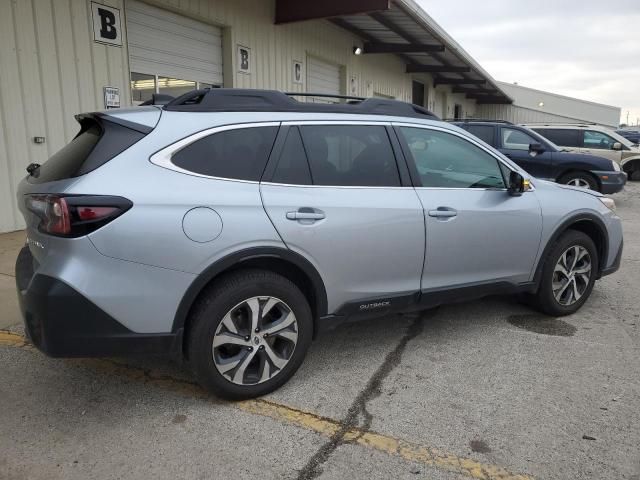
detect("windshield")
(606, 129), (637, 148)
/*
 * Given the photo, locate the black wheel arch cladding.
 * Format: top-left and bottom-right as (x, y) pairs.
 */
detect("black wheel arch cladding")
(172, 247), (328, 335)
(533, 213), (608, 286)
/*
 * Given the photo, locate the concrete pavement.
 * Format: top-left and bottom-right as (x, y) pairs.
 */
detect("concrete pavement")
(1, 184), (639, 480)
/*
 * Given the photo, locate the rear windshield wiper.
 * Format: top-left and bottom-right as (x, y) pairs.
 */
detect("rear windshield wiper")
(26, 163), (41, 176)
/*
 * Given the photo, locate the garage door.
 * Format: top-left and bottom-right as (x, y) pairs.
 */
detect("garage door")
(307, 56), (342, 100)
(126, 0), (223, 87)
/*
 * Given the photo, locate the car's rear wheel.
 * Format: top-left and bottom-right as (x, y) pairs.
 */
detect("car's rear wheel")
(558, 172), (599, 191)
(629, 169), (640, 182)
(187, 269), (312, 399)
(530, 230), (598, 316)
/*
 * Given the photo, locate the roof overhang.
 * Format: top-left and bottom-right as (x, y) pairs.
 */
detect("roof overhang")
(275, 0), (512, 104)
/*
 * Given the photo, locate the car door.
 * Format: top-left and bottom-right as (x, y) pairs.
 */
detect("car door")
(499, 126), (553, 179)
(581, 130), (623, 163)
(260, 123), (425, 314)
(395, 124), (542, 291)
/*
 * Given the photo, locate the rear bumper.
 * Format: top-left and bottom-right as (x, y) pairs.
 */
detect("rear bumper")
(593, 171), (627, 194)
(15, 246), (180, 358)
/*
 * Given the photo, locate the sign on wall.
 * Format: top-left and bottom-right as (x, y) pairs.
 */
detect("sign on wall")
(292, 60), (303, 84)
(91, 2), (122, 46)
(237, 45), (251, 74)
(103, 86), (120, 109)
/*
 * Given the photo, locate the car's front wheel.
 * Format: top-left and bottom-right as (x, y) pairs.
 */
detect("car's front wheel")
(558, 172), (599, 191)
(188, 269), (312, 399)
(530, 230), (598, 316)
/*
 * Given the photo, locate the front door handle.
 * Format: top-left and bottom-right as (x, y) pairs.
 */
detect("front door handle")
(428, 207), (457, 218)
(286, 209), (325, 221)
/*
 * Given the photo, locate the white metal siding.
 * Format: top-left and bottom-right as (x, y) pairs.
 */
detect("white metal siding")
(476, 104), (602, 126)
(0, 0), (130, 233)
(126, 0), (223, 85)
(307, 56), (341, 96)
(0, 0), (481, 233)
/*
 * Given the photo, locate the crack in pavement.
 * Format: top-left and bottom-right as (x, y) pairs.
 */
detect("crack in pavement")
(295, 311), (431, 480)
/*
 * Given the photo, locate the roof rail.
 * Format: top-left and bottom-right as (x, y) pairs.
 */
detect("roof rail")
(521, 122), (598, 126)
(163, 88), (438, 120)
(445, 118), (513, 125)
(285, 92), (366, 102)
(139, 93), (175, 106)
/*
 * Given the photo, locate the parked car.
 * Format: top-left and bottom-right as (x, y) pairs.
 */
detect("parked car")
(616, 129), (640, 145)
(16, 89), (623, 399)
(523, 123), (640, 181)
(452, 120), (626, 192)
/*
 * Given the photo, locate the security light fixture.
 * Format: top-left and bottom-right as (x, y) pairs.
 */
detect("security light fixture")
(353, 46), (363, 55)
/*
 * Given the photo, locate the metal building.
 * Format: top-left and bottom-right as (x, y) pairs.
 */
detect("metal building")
(477, 81), (621, 128)
(0, 0), (515, 233)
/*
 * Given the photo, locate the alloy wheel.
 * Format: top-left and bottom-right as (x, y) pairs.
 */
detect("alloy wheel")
(552, 245), (592, 306)
(566, 178), (591, 189)
(212, 296), (298, 385)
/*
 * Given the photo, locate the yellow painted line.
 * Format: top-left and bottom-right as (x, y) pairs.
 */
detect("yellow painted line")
(1, 332), (533, 480)
(0, 330), (33, 349)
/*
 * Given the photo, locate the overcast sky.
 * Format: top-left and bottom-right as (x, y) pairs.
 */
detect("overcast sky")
(418, 0), (640, 126)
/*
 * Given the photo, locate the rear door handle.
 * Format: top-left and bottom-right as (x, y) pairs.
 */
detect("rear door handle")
(286, 209), (325, 221)
(428, 208), (457, 218)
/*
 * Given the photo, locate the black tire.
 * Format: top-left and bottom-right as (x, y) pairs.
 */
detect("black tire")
(558, 172), (599, 191)
(187, 269), (313, 399)
(529, 230), (599, 317)
(629, 169), (640, 182)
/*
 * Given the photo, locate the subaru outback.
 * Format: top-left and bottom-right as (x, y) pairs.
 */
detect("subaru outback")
(15, 89), (623, 399)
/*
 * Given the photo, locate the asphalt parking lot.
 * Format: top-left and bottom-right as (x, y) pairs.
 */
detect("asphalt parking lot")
(1, 184), (639, 480)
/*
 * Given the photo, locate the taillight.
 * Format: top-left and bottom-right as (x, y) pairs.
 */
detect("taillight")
(25, 195), (132, 237)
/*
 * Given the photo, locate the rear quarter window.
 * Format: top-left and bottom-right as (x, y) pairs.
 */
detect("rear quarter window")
(29, 118), (147, 184)
(171, 126), (279, 181)
(533, 128), (581, 148)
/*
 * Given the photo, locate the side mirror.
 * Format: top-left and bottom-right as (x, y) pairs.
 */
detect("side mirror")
(508, 171), (525, 196)
(529, 143), (545, 154)
(612, 142), (623, 151)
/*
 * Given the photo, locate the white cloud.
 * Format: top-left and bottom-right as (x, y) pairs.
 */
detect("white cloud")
(417, 0), (640, 125)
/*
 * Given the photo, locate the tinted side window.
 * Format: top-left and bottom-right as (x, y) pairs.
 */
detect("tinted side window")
(172, 126), (278, 181)
(30, 119), (146, 184)
(533, 128), (581, 148)
(399, 127), (506, 189)
(583, 130), (616, 150)
(299, 125), (400, 187)
(272, 127), (312, 185)
(465, 125), (495, 147)
(501, 127), (537, 150)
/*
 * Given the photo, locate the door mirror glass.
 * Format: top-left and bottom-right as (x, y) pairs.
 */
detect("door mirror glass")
(612, 142), (623, 151)
(508, 171), (525, 196)
(529, 143), (545, 154)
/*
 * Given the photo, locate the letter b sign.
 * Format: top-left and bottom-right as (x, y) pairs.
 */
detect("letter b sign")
(91, 2), (122, 46)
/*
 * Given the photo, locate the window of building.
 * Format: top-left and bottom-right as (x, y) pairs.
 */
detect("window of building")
(171, 127), (278, 181)
(272, 127), (312, 185)
(465, 125), (496, 147)
(130, 72), (155, 104)
(299, 125), (400, 187)
(501, 128), (538, 151)
(399, 127), (506, 189)
(533, 128), (581, 148)
(130, 72), (215, 105)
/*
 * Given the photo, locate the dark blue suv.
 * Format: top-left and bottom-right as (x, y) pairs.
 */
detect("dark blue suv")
(453, 121), (626, 194)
